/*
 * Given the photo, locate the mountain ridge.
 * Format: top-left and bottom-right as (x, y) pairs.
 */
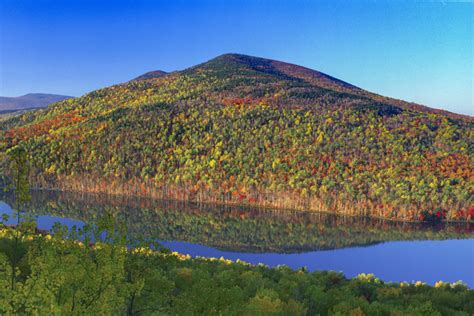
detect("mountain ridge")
(134, 53), (471, 120)
(0, 93), (73, 111)
(194, 54), (472, 120)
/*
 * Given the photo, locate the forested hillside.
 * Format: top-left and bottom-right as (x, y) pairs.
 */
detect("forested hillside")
(1, 54), (473, 221)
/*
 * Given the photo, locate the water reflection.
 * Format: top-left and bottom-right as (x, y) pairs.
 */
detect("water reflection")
(1, 190), (472, 253)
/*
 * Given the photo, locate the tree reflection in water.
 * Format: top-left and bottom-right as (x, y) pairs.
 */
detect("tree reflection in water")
(1, 190), (472, 253)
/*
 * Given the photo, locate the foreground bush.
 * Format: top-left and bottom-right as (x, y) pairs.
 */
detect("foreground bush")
(0, 226), (472, 315)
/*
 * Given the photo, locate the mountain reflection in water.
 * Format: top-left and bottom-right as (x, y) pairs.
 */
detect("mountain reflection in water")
(1, 190), (472, 253)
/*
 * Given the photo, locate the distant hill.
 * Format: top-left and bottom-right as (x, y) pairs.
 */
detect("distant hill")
(0, 93), (73, 111)
(1, 53), (472, 221)
(132, 70), (168, 81)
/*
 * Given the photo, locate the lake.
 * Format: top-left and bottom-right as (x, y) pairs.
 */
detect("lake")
(1, 190), (473, 287)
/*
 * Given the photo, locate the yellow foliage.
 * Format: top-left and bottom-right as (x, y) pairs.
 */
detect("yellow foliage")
(209, 159), (217, 168)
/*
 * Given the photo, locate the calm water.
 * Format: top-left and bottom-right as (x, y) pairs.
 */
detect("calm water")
(1, 190), (473, 286)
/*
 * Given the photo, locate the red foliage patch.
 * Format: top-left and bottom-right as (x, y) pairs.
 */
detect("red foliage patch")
(5, 112), (85, 145)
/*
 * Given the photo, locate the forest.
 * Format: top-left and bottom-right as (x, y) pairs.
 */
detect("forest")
(1, 54), (473, 221)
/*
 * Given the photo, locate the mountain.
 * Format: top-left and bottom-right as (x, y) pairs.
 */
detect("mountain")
(1, 54), (473, 221)
(0, 93), (73, 112)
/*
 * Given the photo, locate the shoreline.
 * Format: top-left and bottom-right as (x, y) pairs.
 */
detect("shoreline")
(7, 185), (473, 224)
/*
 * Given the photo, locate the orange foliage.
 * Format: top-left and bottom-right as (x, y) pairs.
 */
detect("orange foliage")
(5, 112), (85, 145)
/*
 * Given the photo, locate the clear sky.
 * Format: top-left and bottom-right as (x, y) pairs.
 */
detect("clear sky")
(1, 0), (472, 115)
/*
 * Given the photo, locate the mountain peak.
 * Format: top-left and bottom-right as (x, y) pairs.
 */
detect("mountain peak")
(186, 53), (360, 93)
(213, 53), (273, 62)
(133, 70), (168, 81)
(118, 54), (471, 121)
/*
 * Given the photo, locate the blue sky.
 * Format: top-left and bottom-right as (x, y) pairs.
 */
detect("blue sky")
(1, 0), (472, 115)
